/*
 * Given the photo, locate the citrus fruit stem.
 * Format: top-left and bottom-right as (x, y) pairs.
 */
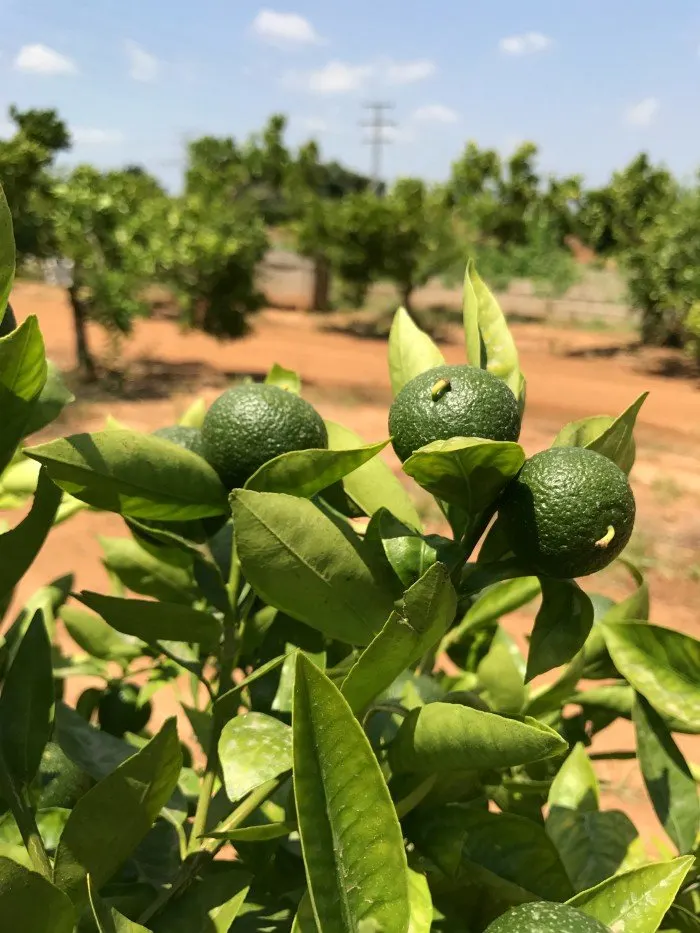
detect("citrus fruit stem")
(431, 378), (451, 401)
(595, 525), (616, 548)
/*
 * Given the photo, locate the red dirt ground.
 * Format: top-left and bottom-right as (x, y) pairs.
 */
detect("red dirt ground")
(7, 282), (700, 851)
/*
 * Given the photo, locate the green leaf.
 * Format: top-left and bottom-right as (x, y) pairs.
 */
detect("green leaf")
(23, 362), (74, 437)
(341, 563), (457, 714)
(526, 650), (587, 720)
(368, 510), (441, 589)
(213, 655), (286, 727)
(246, 440), (389, 498)
(526, 578), (594, 682)
(403, 436), (525, 510)
(553, 394), (648, 475)
(0, 316), (48, 473)
(77, 591), (221, 651)
(0, 856), (75, 933)
(325, 420), (421, 529)
(231, 490), (394, 645)
(463, 261), (521, 396)
(272, 646), (326, 714)
(443, 576), (540, 653)
(568, 856), (694, 933)
(602, 622), (700, 730)
(25, 429), (229, 520)
(150, 867), (250, 933)
(409, 805), (573, 902)
(265, 363), (301, 394)
(0, 468), (62, 603)
(0, 612), (54, 785)
(61, 605), (143, 662)
(99, 536), (196, 604)
(547, 806), (638, 893)
(477, 627), (527, 715)
(53, 719), (182, 907)
(293, 654), (410, 933)
(388, 702), (567, 774)
(548, 743), (600, 812)
(178, 397), (207, 427)
(407, 869), (432, 933)
(633, 694), (700, 853)
(0, 185), (15, 318)
(218, 712), (292, 804)
(388, 306), (445, 397)
(88, 875), (151, 933)
(206, 822), (294, 842)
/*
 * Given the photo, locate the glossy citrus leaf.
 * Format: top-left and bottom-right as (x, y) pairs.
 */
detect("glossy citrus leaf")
(218, 712), (292, 804)
(633, 694), (699, 853)
(23, 362), (74, 437)
(293, 654), (410, 933)
(547, 806), (638, 893)
(99, 535), (196, 605)
(88, 875), (150, 932)
(463, 261), (521, 396)
(178, 397), (207, 427)
(246, 440), (389, 498)
(602, 622), (700, 730)
(389, 702), (567, 774)
(265, 362), (301, 394)
(53, 719), (182, 906)
(526, 578), (594, 682)
(388, 306), (445, 397)
(477, 627), (527, 715)
(26, 429), (229, 520)
(0, 316), (48, 473)
(548, 743), (600, 812)
(0, 856), (74, 933)
(341, 563), (456, 714)
(568, 856), (694, 933)
(325, 420), (421, 529)
(231, 490), (394, 645)
(0, 185), (15, 318)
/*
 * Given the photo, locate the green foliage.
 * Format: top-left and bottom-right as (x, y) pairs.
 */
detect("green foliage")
(0, 184), (697, 933)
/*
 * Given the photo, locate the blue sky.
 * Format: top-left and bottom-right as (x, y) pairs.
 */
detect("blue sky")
(3, 0), (700, 189)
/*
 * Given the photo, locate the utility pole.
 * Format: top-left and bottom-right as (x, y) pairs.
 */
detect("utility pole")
(361, 102), (395, 191)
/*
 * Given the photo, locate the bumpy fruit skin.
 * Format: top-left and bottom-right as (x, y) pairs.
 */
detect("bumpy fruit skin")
(499, 446), (635, 578)
(485, 902), (611, 932)
(388, 364), (521, 463)
(153, 425), (205, 457)
(98, 683), (152, 738)
(201, 383), (328, 490)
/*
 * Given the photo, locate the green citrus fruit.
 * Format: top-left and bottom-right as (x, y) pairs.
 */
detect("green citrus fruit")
(499, 447), (635, 578)
(98, 682), (152, 738)
(388, 365), (521, 463)
(152, 424), (205, 457)
(485, 902), (611, 933)
(36, 741), (94, 809)
(201, 383), (328, 490)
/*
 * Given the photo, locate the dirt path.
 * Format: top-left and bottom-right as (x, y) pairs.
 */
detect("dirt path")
(8, 282), (700, 849)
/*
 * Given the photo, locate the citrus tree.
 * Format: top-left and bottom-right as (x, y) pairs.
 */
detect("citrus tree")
(0, 187), (698, 933)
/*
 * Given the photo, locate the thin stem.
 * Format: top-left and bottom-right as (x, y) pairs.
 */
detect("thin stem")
(189, 735), (218, 853)
(139, 777), (284, 925)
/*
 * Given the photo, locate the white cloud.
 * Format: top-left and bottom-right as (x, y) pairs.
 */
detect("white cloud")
(385, 59), (435, 85)
(72, 128), (124, 145)
(499, 32), (551, 56)
(301, 60), (374, 94)
(14, 44), (77, 75)
(412, 104), (459, 123)
(125, 40), (159, 82)
(625, 96), (659, 127)
(251, 9), (321, 46)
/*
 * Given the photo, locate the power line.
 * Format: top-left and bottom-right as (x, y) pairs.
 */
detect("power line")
(361, 102), (395, 189)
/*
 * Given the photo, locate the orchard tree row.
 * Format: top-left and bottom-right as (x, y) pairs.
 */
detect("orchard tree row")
(1, 106), (696, 378)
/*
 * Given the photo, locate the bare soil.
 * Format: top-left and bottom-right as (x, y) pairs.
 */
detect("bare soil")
(8, 281), (700, 850)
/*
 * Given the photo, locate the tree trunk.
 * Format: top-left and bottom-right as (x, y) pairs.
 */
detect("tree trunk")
(311, 256), (331, 312)
(400, 284), (414, 314)
(68, 284), (97, 381)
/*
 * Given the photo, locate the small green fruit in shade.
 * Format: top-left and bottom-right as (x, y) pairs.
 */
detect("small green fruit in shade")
(152, 424), (205, 457)
(98, 682), (152, 738)
(388, 364), (521, 463)
(499, 446), (636, 579)
(201, 382), (328, 490)
(484, 902), (611, 933)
